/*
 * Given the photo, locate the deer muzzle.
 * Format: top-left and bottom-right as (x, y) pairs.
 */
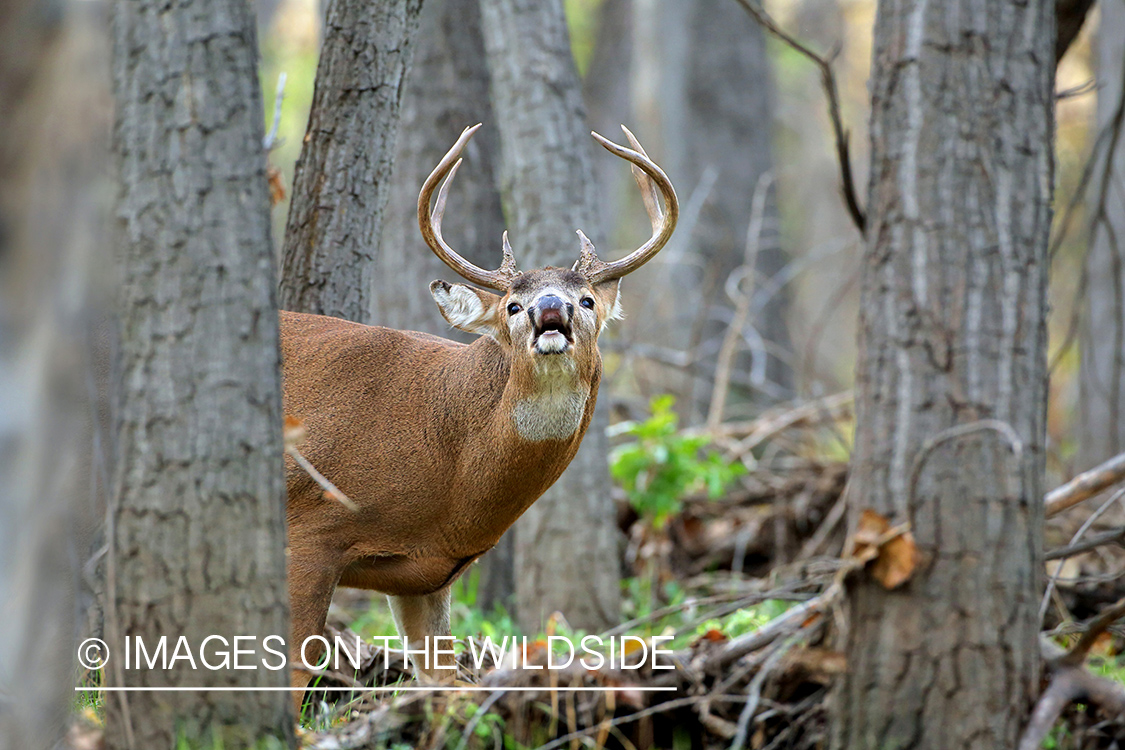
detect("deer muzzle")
(531, 295), (573, 354)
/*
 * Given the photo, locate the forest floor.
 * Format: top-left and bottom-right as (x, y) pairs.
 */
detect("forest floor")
(292, 397), (1125, 750)
(68, 397), (1125, 749)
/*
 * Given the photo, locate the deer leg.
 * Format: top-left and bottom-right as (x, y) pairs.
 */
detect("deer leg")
(388, 587), (455, 680)
(287, 545), (343, 715)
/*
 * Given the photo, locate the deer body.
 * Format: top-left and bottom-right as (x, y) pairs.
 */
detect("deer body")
(281, 125), (677, 696)
(281, 309), (598, 596)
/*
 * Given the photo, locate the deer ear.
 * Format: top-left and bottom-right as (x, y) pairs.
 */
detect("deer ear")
(430, 281), (504, 338)
(592, 279), (623, 333)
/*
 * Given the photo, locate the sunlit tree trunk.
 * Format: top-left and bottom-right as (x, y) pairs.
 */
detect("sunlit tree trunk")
(480, 0), (621, 633)
(108, 0), (293, 745)
(0, 2), (109, 748)
(1079, 1), (1125, 470)
(833, 1), (1053, 747)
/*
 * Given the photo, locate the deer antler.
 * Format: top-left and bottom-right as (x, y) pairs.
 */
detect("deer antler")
(574, 126), (679, 283)
(419, 124), (518, 291)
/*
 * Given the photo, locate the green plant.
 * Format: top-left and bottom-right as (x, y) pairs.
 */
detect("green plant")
(610, 395), (746, 528)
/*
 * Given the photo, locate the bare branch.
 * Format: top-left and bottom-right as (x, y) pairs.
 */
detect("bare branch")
(1040, 488), (1125, 624)
(262, 72), (287, 151)
(1045, 451), (1125, 517)
(732, 0), (866, 236)
(707, 172), (773, 433)
(1046, 525), (1125, 561)
(1059, 597), (1125, 668)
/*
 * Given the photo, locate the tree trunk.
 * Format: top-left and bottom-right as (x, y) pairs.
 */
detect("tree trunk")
(480, 0), (621, 633)
(107, 0), (293, 746)
(376, 0), (515, 611)
(0, 3), (109, 748)
(1079, 1), (1125, 470)
(833, 2), (1053, 748)
(583, 0), (633, 240)
(635, 0), (788, 422)
(278, 0), (423, 322)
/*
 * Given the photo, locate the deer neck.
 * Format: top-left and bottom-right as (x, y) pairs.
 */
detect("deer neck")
(450, 338), (598, 445)
(505, 354), (592, 442)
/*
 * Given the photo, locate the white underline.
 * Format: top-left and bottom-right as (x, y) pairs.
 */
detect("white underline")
(75, 686), (676, 692)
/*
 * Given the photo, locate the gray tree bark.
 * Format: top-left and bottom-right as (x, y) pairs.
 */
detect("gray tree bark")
(108, 0), (294, 746)
(0, 2), (109, 748)
(833, 2), (1053, 748)
(583, 0), (633, 239)
(1079, 1), (1125, 470)
(480, 0), (621, 633)
(632, 0), (787, 422)
(376, 0), (515, 611)
(278, 0), (424, 322)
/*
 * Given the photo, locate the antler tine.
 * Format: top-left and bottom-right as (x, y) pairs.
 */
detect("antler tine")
(619, 125), (664, 234)
(581, 128), (679, 284)
(419, 124), (518, 291)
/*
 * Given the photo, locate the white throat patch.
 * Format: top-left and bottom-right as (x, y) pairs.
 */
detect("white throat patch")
(512, 375), (590, 441)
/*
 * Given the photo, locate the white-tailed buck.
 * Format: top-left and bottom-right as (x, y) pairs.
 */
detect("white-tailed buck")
(280, 124), (678, 693)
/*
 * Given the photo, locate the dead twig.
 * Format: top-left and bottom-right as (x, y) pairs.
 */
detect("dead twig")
(1058, 596), (1125, 668)
(1040, 488), (1125, 624)
(1019, 612), (1125, 750)
(262, 72), (287, 151)
(1045, 451), (1125, 518)
(1046, 525), (1125, 561)
(732, 0), (865, 236)
(285, 417), (359, 512)
(287, 447), (360, 512)
(730, 632), (804, 750)
(707, 172), (773, 433)
(693, 391), (853, 451)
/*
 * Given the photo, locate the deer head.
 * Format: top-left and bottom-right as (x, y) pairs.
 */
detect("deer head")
(419, 124), (679, 380)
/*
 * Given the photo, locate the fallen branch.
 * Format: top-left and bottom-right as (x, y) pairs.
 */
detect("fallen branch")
(1019, 603), (1125, 750)
(691, 391), (853, 448)
(1045, 451), (1125, 517)
(1046, 525), (1125, 561)
(1040, 488), (1125, 624)
(711, 590), (831, 671)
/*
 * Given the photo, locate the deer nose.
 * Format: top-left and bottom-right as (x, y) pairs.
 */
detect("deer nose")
(533, 295), (572, 327)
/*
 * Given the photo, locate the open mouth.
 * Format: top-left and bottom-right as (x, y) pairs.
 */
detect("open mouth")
(533, 317), (573, 353)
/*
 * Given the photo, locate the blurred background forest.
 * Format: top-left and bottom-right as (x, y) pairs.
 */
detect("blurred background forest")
(258, 0), (1098, 476)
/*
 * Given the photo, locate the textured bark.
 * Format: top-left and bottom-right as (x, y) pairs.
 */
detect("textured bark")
(1079, 1), (1125, 470)
(277, 0), (423, 322)
(375, 0), (515, 610)
(0, 3), (109, 749)
(640, 0), (788, 421)
(832, 2), (1054, 748)
(480, 0), (621, 633)
(108, 0), (293, 746)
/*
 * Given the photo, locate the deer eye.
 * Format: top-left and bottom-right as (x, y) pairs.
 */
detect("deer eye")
(580, 297), (595, 309)
(507, 303), (522, 315)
